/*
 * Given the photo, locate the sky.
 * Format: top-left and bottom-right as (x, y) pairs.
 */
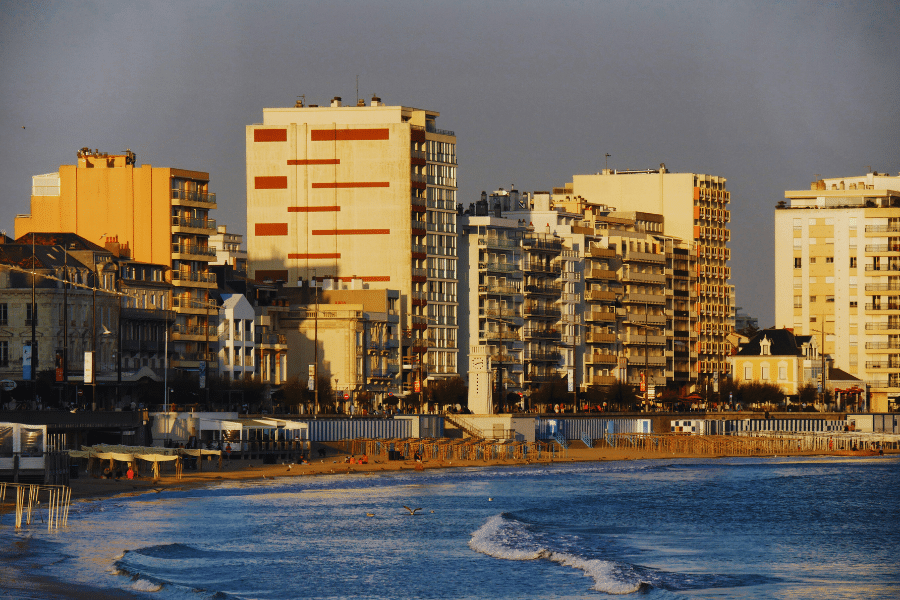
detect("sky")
(2, 0), (898, 327)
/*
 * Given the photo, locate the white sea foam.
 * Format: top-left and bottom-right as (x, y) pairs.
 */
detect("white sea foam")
(131, 578), (164, 592)
(469, 514), (643, 595)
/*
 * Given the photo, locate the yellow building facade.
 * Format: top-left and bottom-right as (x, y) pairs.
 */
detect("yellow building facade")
(775, 172), (900, 412)
(14, 148), (218, 372)
(246, 96), (458, 392)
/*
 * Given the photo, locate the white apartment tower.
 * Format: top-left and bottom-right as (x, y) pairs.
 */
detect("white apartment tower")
(246, 96), (458, 393)
(775, 172), (900, 412)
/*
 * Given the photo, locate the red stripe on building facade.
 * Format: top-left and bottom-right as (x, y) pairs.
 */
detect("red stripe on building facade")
(287, 159), (341, 165)
(311, 182), (390, 188)
(310, 129), (390, 141)
(288, 253), (341, 259)
(255, 223), (288, 236)
(255, 176), (288, 189)
(311, 229), (390, 235)
(287, 206), (341, 212)
(254, 129), (288, 142)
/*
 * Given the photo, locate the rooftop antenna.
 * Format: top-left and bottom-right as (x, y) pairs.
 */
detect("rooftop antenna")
(605, 153), (611, 170)
(356, 75), (359, 104)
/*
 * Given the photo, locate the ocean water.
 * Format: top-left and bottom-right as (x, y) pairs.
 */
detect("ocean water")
(2, 455), (899, 599)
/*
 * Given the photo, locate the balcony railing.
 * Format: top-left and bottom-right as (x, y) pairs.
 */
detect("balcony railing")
(479, 237), (519, 250)
(171, 189), (216, 205)
(865, 245), (900, 253)
(171, 270), (217, 284)
(172, 243), (217, 257)
(865, 283), (900, 291)
(865, 322), (900, 330)
(478, 284), (522, 296)
(172, 216), (216, 230)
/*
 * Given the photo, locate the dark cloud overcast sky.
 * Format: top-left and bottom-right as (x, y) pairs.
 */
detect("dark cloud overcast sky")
(2, 0), (898, 326)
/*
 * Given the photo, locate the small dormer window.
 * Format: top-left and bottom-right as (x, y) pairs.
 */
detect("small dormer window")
(760, 336), (771, 356)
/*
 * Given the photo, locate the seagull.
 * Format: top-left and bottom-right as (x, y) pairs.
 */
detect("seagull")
(403, 506), (422, 515)
(286, 465), (292, 471)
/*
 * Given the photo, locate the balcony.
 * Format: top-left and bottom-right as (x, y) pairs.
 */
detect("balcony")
(523, 261), (562, 275)
(586, 289), (617, 302)
(171, 297), (217, 314)
(171, 270), (217, 286)
(522, 328), (560, 341)
(865, 283), (900, 293)
(865, 244), (900, 254)
(478, 284), (522, 297)
(625, 312), (666, 325)
(523, 305), (561, 319)
(257, 332), (288, 348)
(621, 270), (666, 284)
(622, 333), (667, 346)
(865, 304), (900, 312)
(172, 243), (216, 259)
(586, 353), (618, 365)
(524, 282), (562, 296)
(479, 237), (518, 250)
(585, 269), (617, 281)
(522, 237), (563, 252)
(172, 216), (216, 232)
(592, 375), (618, 386)
(623, 249), (665, 263)
(586, 310), (617, 323)
(585, 331), (616, 344)
(171, 188), (216, 206)
(480, 262), (520, 274)
(622, 292), (666, 305)
(171, 324), (216, 340)
(865, 322), (900, 331)
(589, 246), (616, 259)
(121, 339), (165, 353)
(481, 330), (521, 342)
(865, 361), (900, 370)
(528, 351), (562, 363)
(628, 355), (667, 366)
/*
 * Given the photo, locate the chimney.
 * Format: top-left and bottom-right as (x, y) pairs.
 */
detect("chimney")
(371, 94), (382, 106)
(331, 96), (342, 107)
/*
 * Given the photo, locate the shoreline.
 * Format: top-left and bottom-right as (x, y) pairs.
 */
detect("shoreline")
(1, 447), (894, 600)
(57, 444), (892, 507)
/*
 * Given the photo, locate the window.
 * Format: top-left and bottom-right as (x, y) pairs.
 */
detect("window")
(793, 218), (802, 230)
(810, 296), (816, 303)
(850, 301), (858, 308)
(809, 218), (816, 225)
(826, 257), (834, 263)
(794, 257), (802, 269)
(779, 366), (787, 380)
(849, 276), (857, 287)
(849, 217), (857, 229)
(826, 277), (835, 283)
(744, 366), (752, 380)
(0, 341), (7, 367)
(761, 366), (770, 380)
(793, 239), (802, 248)
(850, 257), (857, 268)
(25, 303), (37, 326)
(0, 303), (6, 325)
(826, 296), (835, 303)
(793, 296), (802, 308)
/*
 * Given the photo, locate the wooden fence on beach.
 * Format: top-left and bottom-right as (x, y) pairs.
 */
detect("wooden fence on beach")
(345, 438), (568, 462)
(602, 431), (900, 455)
(0, 482), (71, 531)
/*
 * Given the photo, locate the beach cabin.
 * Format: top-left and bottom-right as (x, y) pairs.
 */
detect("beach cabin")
(198, 417), (308, 461)
(0, 422), (47, 481)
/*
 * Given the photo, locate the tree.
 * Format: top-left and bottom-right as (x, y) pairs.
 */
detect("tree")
(530, 375), (568, 413)
(605, 381), (639, 412)
(428, 377), (467, 412)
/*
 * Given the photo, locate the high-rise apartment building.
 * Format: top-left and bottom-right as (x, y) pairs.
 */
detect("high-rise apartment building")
(458, 188), (697, 411)
(775, 172), (900, 412)
(553, 167), (732, 387)
(246, 96), (458, 393)
(14, 148), (219, 375)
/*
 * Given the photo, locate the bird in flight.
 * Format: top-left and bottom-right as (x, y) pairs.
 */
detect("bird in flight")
(403, 506), (422, 515)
